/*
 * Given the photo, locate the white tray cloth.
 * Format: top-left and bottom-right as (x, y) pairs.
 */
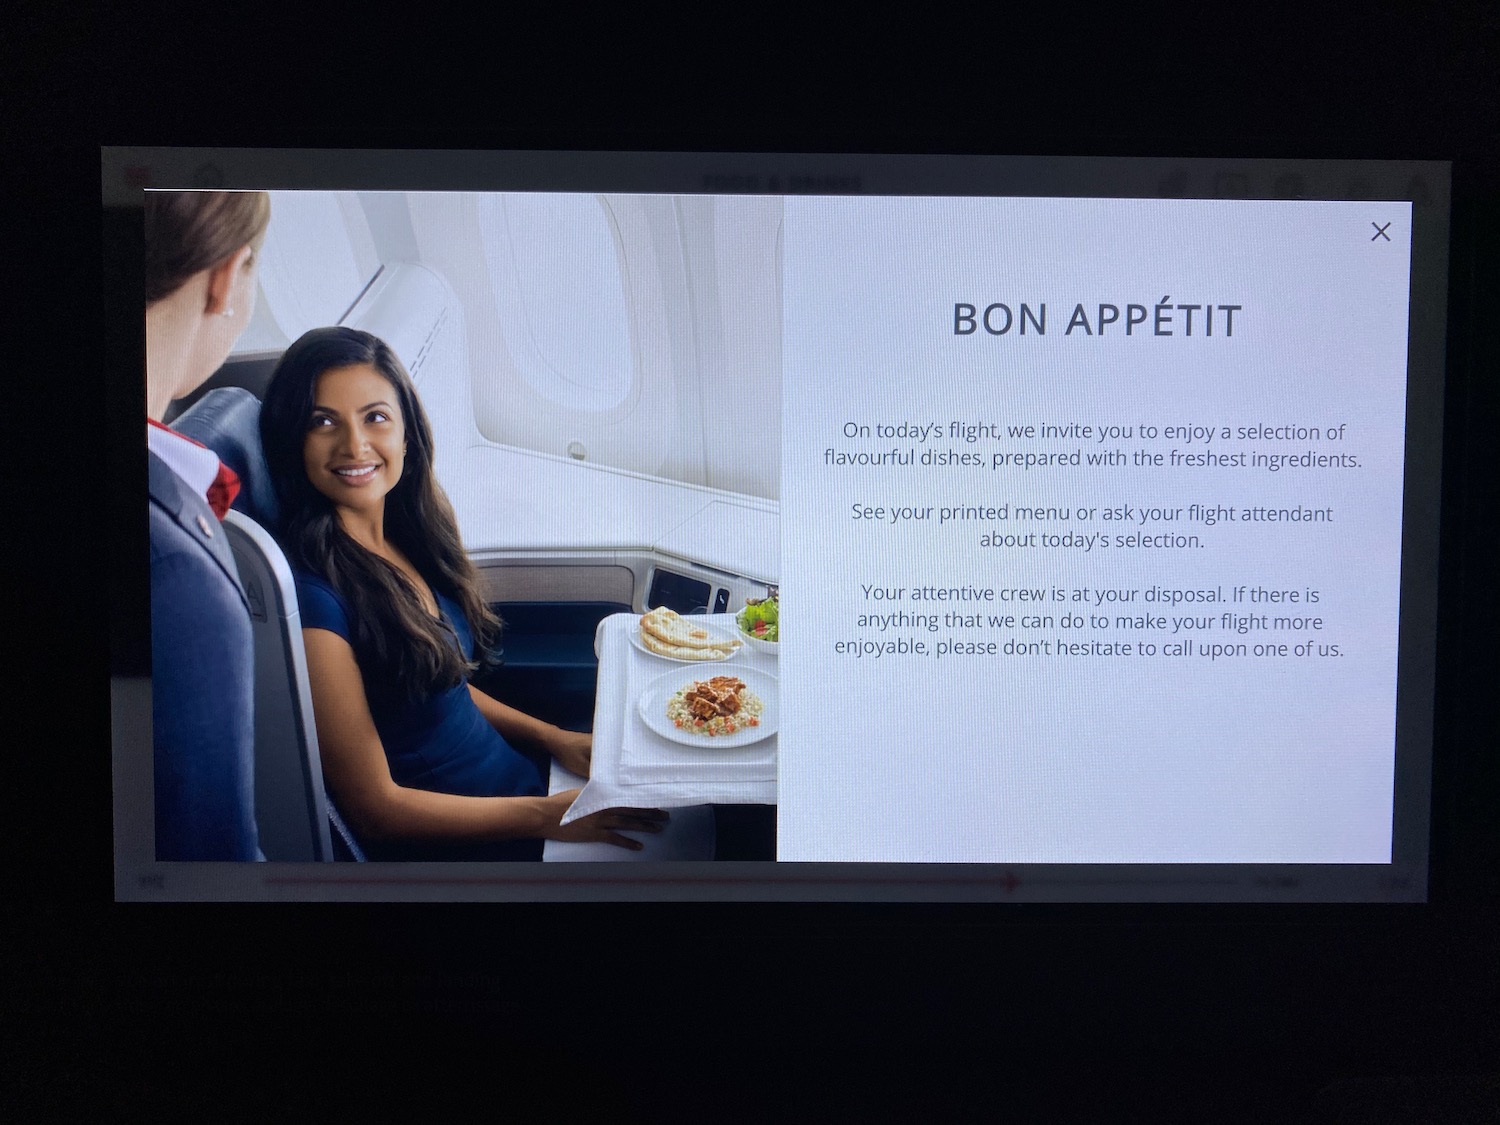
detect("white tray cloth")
(542, 765), (716, 861)
(557, 613), (778, 825)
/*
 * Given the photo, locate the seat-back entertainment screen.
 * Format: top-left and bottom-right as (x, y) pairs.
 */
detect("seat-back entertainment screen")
(107, 148), (1448, 901)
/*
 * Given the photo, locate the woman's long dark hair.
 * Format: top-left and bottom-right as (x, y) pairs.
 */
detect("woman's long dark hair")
(261, 326), (501, 701)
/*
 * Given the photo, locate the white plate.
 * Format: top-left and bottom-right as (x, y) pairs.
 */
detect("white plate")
(628, 623), (742, 663)
(637, 667), (779, 748)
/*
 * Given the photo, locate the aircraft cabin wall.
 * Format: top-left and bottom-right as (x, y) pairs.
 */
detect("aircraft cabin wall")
(216, 189), (781, 593)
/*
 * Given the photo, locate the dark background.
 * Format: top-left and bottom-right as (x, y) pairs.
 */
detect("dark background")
(8, 4), (1499, 1121)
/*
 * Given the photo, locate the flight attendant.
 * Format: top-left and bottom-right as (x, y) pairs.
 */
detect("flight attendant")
(145, 190), (271, 859)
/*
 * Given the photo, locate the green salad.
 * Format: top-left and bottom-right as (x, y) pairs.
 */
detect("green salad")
(737, 596), (779, 643)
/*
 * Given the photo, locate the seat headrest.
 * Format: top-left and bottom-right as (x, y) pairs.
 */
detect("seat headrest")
(173, 387), (280, 531)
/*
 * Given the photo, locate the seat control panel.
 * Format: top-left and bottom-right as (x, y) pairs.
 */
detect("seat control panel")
(646, 568), (713, 615)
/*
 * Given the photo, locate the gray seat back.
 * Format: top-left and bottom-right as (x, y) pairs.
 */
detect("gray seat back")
(223, 510), (334, 861)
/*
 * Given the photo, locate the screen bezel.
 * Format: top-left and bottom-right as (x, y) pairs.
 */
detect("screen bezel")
(108, 147), (1454, 905)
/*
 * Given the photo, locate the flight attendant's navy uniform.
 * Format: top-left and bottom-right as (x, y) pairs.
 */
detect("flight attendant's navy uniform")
(148, 426), (263, 861)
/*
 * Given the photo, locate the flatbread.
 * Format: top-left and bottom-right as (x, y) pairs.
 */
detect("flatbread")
(639, 630), (737, 661)
(640, 607), (739, 651)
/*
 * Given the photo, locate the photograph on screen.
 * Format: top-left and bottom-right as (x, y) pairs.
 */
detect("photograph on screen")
(145, 188), (783, 866)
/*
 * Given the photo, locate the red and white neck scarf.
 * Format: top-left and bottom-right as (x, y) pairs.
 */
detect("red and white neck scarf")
(147, 418), (241, 520)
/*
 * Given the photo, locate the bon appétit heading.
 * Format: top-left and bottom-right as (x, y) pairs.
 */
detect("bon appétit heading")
(953, 299), (1242, 337)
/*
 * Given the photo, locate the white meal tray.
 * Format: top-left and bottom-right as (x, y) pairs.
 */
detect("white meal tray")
(556, 613), (778, 824)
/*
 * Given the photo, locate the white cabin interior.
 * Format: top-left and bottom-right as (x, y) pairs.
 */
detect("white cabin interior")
(215, 189), (784, 611)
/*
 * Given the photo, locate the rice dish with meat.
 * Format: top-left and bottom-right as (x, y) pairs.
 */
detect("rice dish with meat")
(666, 675), (764, 736)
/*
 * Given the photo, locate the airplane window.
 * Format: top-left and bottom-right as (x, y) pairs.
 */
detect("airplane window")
(479, 193), (635, 412)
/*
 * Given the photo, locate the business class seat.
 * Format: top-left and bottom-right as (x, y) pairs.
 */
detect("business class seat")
(174, 387), (361, 861)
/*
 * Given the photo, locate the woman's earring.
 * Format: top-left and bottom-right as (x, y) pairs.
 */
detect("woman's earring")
(222, 307), (235, 318)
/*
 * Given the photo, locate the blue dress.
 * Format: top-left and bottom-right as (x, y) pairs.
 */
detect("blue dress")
(295, 571), (546, 861)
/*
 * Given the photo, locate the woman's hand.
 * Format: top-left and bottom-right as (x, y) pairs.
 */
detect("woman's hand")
(544, 789), (668, 851)
(543, 728), (593, 778)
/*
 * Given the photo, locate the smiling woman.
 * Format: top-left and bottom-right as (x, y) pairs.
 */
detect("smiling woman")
(259, 326), (668, 859)
(262, 328), (482, 699)
(304, 367), (409, 530)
